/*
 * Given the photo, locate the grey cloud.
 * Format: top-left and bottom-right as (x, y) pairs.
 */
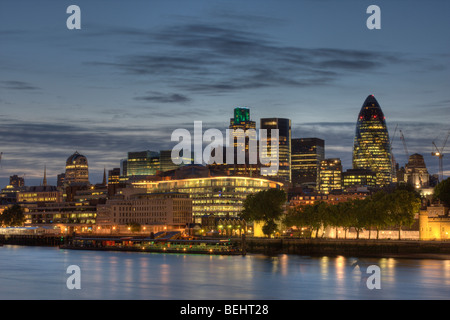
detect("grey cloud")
(134, 92), (191, 103)
(0, 80), (40, 91)
(85, 22), (403, 96)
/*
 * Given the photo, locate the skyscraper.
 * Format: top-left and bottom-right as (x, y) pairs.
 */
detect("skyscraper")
(260, 118), (291, 182)
(318, 158), (342, 194)
(352, 95), (392, 187)
(127, 151), (160, 176)
(228, 107), (258, 175)
(208, 107), (259, 176)
(65, 151), (89, 185)
(291, 138), (324, 187)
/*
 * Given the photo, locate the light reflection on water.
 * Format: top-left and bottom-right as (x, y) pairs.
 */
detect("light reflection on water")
(0, 245), (449, 300)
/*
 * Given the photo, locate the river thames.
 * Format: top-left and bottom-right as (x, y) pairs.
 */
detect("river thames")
(0, 245), (449, 300)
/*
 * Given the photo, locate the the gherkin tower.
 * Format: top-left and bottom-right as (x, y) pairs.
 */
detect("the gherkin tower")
(352, 95), (392, 186)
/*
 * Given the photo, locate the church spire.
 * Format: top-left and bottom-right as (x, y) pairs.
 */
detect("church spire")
(43, 165), (47, 186)
(102, 167), (107, 186)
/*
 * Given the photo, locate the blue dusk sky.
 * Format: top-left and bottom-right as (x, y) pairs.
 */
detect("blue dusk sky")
(0, 0), (449, 186)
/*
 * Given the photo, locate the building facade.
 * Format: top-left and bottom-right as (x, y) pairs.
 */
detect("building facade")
(65, 151), (89, 185)
(404, 153), (430, 188)
(96, 191), (192, 233)
(17, 186), (63, 203)
(127, 151), (160, 176)
(352, 95), (392, 187)
(291, 138), (324, 188)
(419, 205), (450, 240)
(131, 165), (284, 223)
(260, 118), (291, 182)
(342, 168), (377, 190)
(318, 158), (342, 194)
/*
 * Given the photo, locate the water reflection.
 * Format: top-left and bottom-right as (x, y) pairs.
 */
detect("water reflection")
(0, 246), (449, 299)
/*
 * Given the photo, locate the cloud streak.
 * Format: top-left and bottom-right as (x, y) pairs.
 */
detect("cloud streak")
(85, 22), (405, 97)
(0, 80), (40, 91)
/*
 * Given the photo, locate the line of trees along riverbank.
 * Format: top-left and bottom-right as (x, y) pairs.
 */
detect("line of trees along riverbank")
(241, 185), (422, 240)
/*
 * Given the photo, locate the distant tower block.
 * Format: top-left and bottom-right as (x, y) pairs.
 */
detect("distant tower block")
(352, 95), (392, 187)
(65, 151), (90, 185)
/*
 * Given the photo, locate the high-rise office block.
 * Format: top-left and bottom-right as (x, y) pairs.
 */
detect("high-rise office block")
(228, 107), (258, 176)
(108, 168), (121, 185)
(160, 150), (180, 172)
(126, 151), (160, 176)
(318, 158), (342, 194)
(342, 168), (377, 189)
(352, 95), (392, 187)
(207, 107), (259, 176)
(65, 151), (89, 185)
(291, 138), (324, 187)
(260, 118), (291, 182)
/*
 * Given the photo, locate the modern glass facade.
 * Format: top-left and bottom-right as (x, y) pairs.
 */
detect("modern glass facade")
(127, 151), (160, 176)
(318, 158), (342, 194)
(342, 169), (377, 189)
(132, 176), (283, 223)
(352, 95), (392, 187)
(260, 118), (291, 182)
(291, 138), (324, 187)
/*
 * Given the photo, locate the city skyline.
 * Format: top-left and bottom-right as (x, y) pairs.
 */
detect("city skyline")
(0, 0), (449, 187)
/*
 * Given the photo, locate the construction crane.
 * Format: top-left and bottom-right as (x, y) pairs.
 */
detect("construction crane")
(390, 124), (398, 173)
(399, 129), (409, 160)
(432, 130), (450, 182)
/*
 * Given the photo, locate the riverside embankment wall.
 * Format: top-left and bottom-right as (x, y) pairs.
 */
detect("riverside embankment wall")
(236, 238), (450, 259)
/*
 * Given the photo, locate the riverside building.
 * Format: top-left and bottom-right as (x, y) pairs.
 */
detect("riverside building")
(131, 165), (284, 223)
(96, 191), (192, 234)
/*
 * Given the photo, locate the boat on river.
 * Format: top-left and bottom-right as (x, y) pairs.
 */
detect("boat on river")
(60, 236), (245, 255)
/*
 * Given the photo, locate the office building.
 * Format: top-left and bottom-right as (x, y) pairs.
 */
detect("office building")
(352, 95), (392, 186)
(260, 118), (291, 182)
(131, 165), (284, 223)
(291, 138), (324, 187)
(65, 151), (90, 185)
(342, 168), (377, 189)
(96, 192), (192, 233)
(17, 185), (63, 203)
(318, 158), (342, 194)
(127, 151), (160, 176)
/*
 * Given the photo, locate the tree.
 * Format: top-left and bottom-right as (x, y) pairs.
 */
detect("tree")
(388, 189), (421, 240)
(366, 191), (391, 239)
(241, 188), (287, 237)
(349, 199), (369, 239)
(434, 178), (450, 208)
(0, 204), (25, 227)
(334, 201), (353, 239)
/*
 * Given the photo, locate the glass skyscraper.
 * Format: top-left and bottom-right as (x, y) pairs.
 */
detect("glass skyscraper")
(260, 118), (291, 182)
(291, 138), (324, 187)
(352, 95), (392, 187)
(126, 151), (160, 176)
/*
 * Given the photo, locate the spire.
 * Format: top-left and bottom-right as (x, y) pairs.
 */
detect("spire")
(102, 167), (107, 185)
(43, 165), (47, 186)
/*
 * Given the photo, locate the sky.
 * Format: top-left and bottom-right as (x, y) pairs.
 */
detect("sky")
(0, 0), (449, 187)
